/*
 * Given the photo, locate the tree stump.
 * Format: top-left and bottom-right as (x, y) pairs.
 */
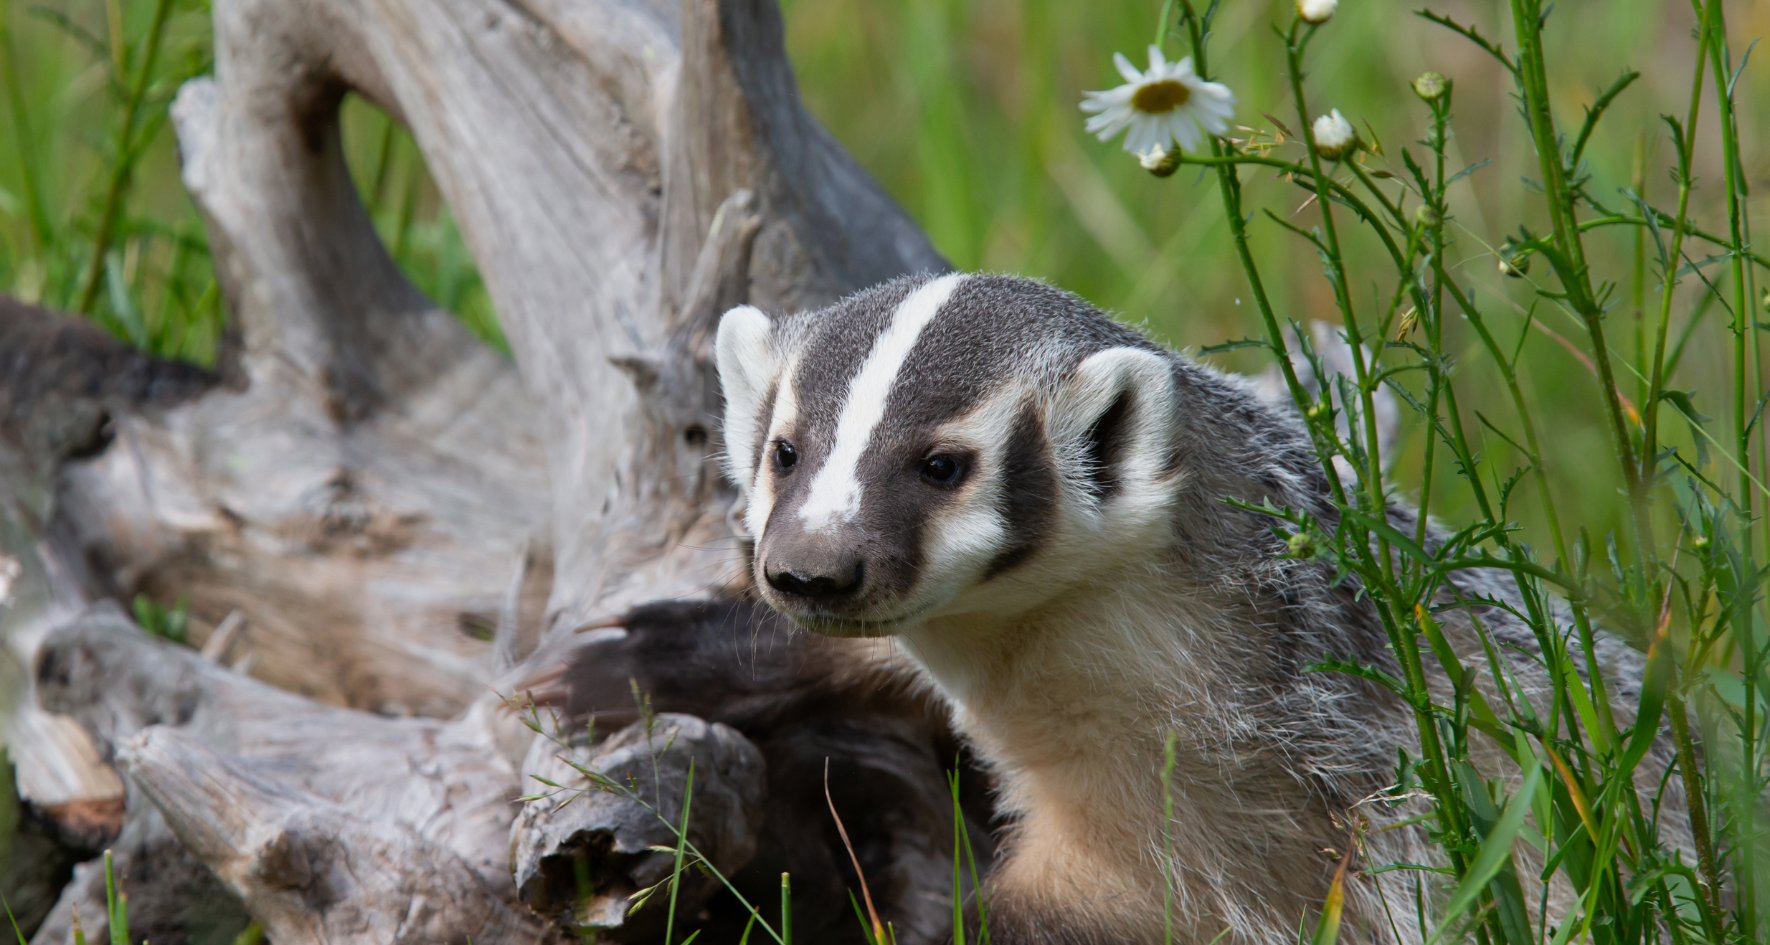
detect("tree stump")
(0, 0), (1005, 941)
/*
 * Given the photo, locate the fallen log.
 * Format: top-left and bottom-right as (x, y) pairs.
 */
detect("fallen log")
(121, 727), (543, 944)
(3, 0), (975, 939)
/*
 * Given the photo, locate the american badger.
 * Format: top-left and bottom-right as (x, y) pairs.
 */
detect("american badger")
(714, 272), (1679, 944)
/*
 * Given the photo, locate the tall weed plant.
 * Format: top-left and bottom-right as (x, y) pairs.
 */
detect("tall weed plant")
(1074, 1), (1769, 942)
(0, 0), (502, 364)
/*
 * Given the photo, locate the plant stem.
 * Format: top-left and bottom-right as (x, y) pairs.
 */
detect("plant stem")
(1695, 2), (1759, 928)
(76, 0), (175, 316)
(780, 873), (792, 945)
(1642, 2), (1714, 523)
(1414, 91), (1452, 549)
(1667, 693), (1725, 939)
(663, 760), (694, 945)
(1629, 131), (1648, 405)
(0, 0), (50, 251)
(1176, 2), (1349, 509)
(1285, 24), (1389, 540)
(1509, 0), (1647, 564)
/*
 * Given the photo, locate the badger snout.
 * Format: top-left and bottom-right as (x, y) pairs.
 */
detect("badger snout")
(764, 556), (863, 600)
(759, 530), (866, 601)
(753, 525), (915, 634)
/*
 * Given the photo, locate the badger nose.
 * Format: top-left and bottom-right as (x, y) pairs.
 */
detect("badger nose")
(765, 560), (863, 600)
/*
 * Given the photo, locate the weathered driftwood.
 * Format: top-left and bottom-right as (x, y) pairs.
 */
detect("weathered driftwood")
(25, 801), (250, 945)
(121, 726), (542, 944)
(24, 604), (535, 943)
(1, 0), (972, 939)
(511, 713), (765, 940)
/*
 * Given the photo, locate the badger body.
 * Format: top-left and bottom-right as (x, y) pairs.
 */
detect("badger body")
(714, 273), (1679, 944)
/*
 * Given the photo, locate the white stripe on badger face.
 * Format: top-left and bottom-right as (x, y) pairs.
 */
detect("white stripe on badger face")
(797, 273), (970, 533)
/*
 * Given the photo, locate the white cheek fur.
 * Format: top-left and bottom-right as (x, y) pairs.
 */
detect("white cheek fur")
(918, 493), (1009, 604)
(893, 386), (1025, 613)
(743, 363), (800, 542)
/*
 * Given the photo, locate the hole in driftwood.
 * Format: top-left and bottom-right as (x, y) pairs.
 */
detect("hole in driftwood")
(339, 94), (509, 356)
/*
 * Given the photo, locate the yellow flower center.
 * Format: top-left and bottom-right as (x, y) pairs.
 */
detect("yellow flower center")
(1131, 80), (1191, 114)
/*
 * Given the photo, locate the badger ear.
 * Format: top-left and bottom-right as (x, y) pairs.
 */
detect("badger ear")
(1050, 347), (1180, 507)
(715, 305), (779, 494)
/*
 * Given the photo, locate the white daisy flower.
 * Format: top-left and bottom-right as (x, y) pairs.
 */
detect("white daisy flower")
(1312, 109), (1357, 159)
(1080, 45), (1236, 155)
(1297, 0), (1338, 24)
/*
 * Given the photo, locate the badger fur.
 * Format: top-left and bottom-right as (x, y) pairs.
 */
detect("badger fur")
(713, 272), (1686, 945)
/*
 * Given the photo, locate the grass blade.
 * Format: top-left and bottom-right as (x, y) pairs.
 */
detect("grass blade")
(1428, 761), (1543, 944)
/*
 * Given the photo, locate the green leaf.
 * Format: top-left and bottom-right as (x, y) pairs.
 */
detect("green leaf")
(105, 850), (128, 945)
(1429, 761), (1544, 944)
(1309, 849), (1351, 945)
(1624, 865), (1672, 907)
(5, 894), (28, 945)
(1613, 630), (1670, 780)
(104, 251), (145, 348)
(1305, 656), (1408, 699)
(1658, 389), (1710, 424)
(1199, 337), (1270, 355)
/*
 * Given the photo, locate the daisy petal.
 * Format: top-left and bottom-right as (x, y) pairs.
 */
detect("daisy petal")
(1114, 52), (1143, 84)
(1124, 121), (1156, 155)
(1146, 44), (1168, 73)
(1171, 118), (1202, 153)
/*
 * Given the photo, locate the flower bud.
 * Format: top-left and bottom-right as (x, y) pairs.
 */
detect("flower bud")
(1414, 204), (1438, 227)
(1498, 235), (1531, 277)
(1312, 109), (1356, 160)
(1286, 531), (1318, 558)
(1693, 533), (1711, 551)
(1138, 143), (1182, 178)
(1396, 307), (1420, 339)
(1412, 72), (1449, 102)
(1305, 400), (1331, 421)
(1297, 0), (1338, 25)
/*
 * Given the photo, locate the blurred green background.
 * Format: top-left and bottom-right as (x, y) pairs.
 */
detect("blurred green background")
(0, 0), (1764, 547)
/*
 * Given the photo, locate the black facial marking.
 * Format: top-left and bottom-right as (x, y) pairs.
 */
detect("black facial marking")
(1082, 391), (1132, 501)
(985, 400), (1056, 579)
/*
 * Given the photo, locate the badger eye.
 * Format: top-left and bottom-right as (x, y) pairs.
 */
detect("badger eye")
(919, 454), (963, 486)
(773, 440), (798, 473)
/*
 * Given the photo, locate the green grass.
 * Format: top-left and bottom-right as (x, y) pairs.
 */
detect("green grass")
(1098, 1), (1768, 942)
(7, 0), (1770, 943)
(0, 0), (502, 364)
(779, 0), (1770, 555)
(2, 0), (1755, 556)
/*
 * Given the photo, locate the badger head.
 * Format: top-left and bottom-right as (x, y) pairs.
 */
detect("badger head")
(715, 273), (1189, 637)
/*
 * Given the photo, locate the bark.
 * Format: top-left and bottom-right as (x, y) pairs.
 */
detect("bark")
(120, 727), (540, 945)
(511, 713), (765, 940)
(2, 0), (962, 940)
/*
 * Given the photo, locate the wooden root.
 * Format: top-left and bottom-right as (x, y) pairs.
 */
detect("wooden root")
(2, 0), (963, 939)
